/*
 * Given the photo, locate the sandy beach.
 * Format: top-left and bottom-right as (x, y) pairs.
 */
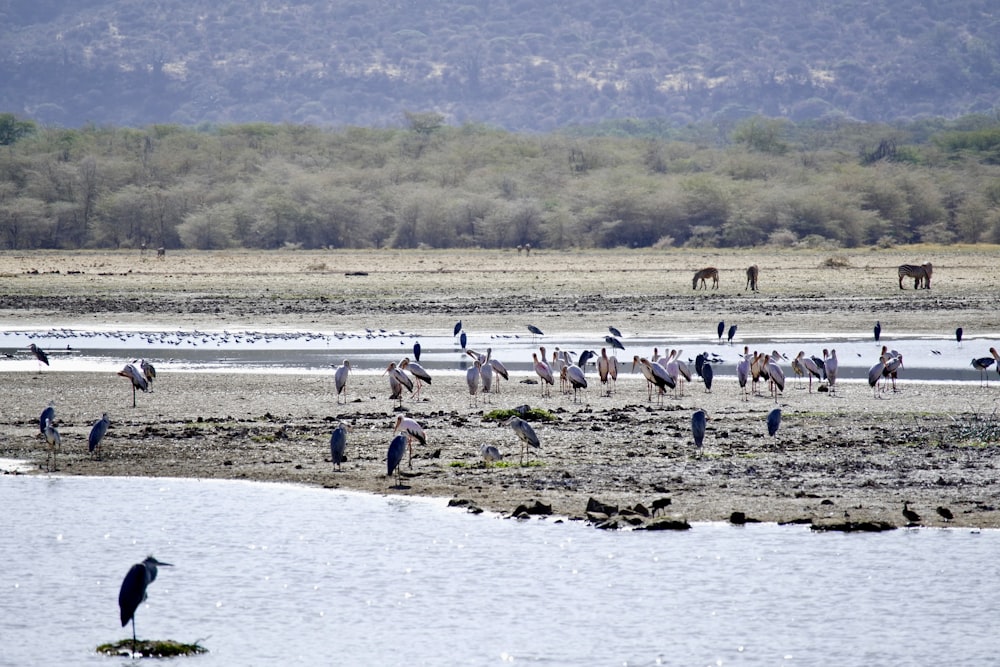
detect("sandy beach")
(2, 246), (999, 529)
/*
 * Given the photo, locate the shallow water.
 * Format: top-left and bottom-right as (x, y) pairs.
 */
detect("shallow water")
(0, 326), (995, 383)
(1, 475), (996, 665)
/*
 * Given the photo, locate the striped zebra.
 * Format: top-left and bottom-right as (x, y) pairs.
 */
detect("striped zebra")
(745, 265), (759, 291)
(898, 262), (932, 290)
(692, 267), (719, 290)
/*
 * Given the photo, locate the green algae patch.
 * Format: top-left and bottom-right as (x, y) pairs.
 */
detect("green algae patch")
(96, 639), (208, 658)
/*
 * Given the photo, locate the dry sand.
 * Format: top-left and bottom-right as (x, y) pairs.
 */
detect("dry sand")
(2, 246), (999, 529)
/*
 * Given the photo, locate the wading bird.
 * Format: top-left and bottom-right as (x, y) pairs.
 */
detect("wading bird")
(28, 343), (49, 372)
(487, 350), (509, 394)
(393, 415), (426, 468)
(88, 413), (110, 460)
(532, 352), (554, 397)
(459, 331), (467, 350)
(384, 362), (413, 407)
(825, 349), (839, 393)
(701, 362), (714, 392)
(412, 341), (421, 362)
(506, 416), (540, 464)
(868, 356), (887, 397)
(764, 355), (785, 402)
(527, 324), (544, 337)
(608, 326), (623, 338)
(737, 353), (751, 401)
(399, 357), (432, 399)
(717, 321), (725, 341)
(604, 335), (625, 351)
(565, 363), (587, 403)
(633, 355), (674, 405)
(466, 360), (482, 406)
(333, 360), (351, 404)
(330, 423), (348, 471)
(140, 359), (156, 392)
(792, 351), (823, 393)
(43, 418), (60, 471)
(453, 320), (463, 336)
(39, 402), (55, 435)
(480, 444), (502, 465)
(956, 327), (963, 347)
(387, 434), (407, 487)
(766, 408), (782, 437)
(119, 556), (172, 656)
(971, 354), (995, 386)
(692, 409), (707, 448)
(727, 324), (738, 345)
(874, 321), (882, 343)
(118, 363), (149, 407)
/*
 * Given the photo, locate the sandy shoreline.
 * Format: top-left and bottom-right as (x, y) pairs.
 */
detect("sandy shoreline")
(2, 248), (999, 530)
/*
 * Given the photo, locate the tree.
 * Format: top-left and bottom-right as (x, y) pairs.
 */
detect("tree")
(0, 114), (36, 146)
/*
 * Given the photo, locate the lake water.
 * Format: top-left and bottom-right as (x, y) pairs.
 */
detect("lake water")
(1, 475), (996, 665)
(0, 325), (994, 383)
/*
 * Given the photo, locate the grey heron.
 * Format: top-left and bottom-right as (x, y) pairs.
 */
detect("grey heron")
(701, 362), (713, 392)
(118, 556), (172, 656)
(727, 324), (737, 345)
(691, 410), (707, 448)
(608, 326), (623, 338)
(766, 408), (781, 437)
(480, 444), (502, 464)
(88, 413), (110, 460)
(140, 359), (156, 391)
(717, 321), (725, 341)
(333, 360), (351, 404)
(387, 434), (407, 487)
(43, 418), (60, 472)
(330, 423), (348, 470)
(28, 343), (49, 372)
(39, 402), (55, 435)
(505, 416), (540, 464)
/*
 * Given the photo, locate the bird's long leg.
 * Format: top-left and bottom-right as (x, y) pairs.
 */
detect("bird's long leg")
(132, 384), (137, 408)
(132, 617), (137, 657)
(407, 437), (413, 469)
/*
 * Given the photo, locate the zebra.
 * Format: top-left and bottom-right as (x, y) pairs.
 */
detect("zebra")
(745, 265), (759, 291)
(898, 262), (932, 290)
(692, 267), (719, 290)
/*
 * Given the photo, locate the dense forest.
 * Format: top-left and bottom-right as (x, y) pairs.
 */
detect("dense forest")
(1, 0), (999, 130)
(1, 112), (999, 251)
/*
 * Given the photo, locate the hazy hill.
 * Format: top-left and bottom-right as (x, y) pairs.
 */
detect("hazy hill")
(1, 0), (999, 130)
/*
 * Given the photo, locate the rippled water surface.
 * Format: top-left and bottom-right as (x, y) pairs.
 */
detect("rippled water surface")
(2, 476), (997, 665)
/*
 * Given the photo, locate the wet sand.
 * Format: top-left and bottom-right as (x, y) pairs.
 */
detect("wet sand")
(2, 247), (999, 529)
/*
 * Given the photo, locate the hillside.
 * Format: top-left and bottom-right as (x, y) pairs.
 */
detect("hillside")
(1, 0), (998, 130)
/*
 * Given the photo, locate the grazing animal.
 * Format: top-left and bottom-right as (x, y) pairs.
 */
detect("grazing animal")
(745, 264), (759, 291)
(692, 267), (719, 290)
(119, 556), (172, 656)
(898, 262), (932, 289)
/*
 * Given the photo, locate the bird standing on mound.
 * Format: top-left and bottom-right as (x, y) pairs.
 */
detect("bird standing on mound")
(119, 556), (173, 656)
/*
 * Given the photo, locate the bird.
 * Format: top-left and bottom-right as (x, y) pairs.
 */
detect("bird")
(764, 355), (785, 402)
(902, 502), (921, 524)
(532, 352), (554, 397)
(727, 324), (737, 344)
(487, 350), (509, 394)
(480, 444), (502, 465)
(384, 361), (413, 406)
(701, 362), (713, 392)
(333, 360), (351, 404)
(604, 335), (625, 351)
(393, 415), (426, 468)
(506, 416), (540, 464)
(453, 320), (462, 336)
(955, 327), (963, 347)
(992, 348), (1000, 377)
(883, 353), (904, 392)
(119, 556), (172, 656)
(737, 353), (751, 401)
(466, 360), (482, 407)
(527, 324), (544, 337)
(28, 343), (49, 371)
(717, 321), (725, 341)
(330, 423), (348, 471)
(766, 408), (781, 437)
(459, 331), (467, 350)
(88, 413), (111, 460)
(936, 506), (954, 522)
(412, 341), (422, 362)
(691, 409), (707, 448)
(399, 357), (432, 399)
(793, 351), (823, 393)
(608, 326), (623, 338)
(971, 355), (995, 386)
(140, 359), (156, 392)
(874, 321), (882, 342)
(118, 363), (149, 407)
(632, 355), (674, 405)
(39, 402), (55, 435)
(565, 363), (587, 402)
(868, 356), (887, 397)
(387, 434), (407, 487)
(43, 418), (61, 472)
(824, 349), (839, 393)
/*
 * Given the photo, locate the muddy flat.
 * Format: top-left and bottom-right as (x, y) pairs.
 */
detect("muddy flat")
(2, 246), (998, 529)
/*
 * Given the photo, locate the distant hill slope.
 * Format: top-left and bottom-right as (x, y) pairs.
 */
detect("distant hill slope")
(1, 0), (998, 130)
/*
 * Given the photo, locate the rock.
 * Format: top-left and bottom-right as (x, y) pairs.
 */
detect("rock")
(641, 518), (691, 531)
(810, 520), (897, 533)
(512, 500), (552, 517)
(585, 511), (610, 523)
(448, 498), (472, 508)
(594, 518), (622, 530)
(586, 497), (618, 516)
(729, 511), (761, 525)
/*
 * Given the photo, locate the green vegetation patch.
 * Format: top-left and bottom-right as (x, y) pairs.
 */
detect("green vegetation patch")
(96, 639), (208, 658)
(482, 408), (558, 423)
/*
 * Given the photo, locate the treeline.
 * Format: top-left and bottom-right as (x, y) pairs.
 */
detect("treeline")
(1, 113), (999, 251)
